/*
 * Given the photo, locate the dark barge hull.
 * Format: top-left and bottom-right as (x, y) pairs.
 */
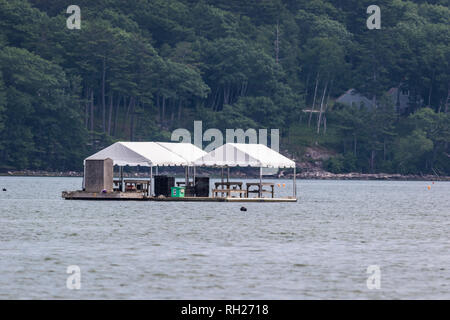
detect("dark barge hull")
(62, 191), (297, 202)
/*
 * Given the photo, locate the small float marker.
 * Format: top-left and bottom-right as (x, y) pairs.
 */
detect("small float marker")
(2, 188), (6, 191)
(240, 206), (247, 212)
(427, 185), (431, 190)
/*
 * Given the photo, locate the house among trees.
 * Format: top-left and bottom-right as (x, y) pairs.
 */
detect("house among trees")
(335, 89), (375, 109)
(386, 87), (414, 115)
(336, 87), (420, 115)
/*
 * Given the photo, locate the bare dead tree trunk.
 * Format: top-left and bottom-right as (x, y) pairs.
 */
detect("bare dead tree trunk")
(125, 96), (133, 122)
(107, 93), (113, 135)
(84, 87), (90, 128)
(241, 81), (248, 96)
(372, 68), (377, 109)
(304, 72), (310, 103)
(274, 20), (280, 64)
(370, 150), (375, 173)
(124, 96), (133, 133)
(156, 93), (160, 122)
(170, 99), (175, 127)
(90, 89), (94, 132)
(102, 57), (106, 132)
(113, 95), (121, 136)
(317, 78), (329, 134)
(321, 79), (333, 134)
(240, 81), (248, 97)
(130, 97), (135, 140)
(213, 88), (220, 111)
(223, 86), (230, 106)
(308, 72), (320, 127)
(177, 99), (182, 121)
(445, 84), (449, 113)
(210, 89), (216, 111)
(428, 69), (435, 108)
(161, 96), (166, 124)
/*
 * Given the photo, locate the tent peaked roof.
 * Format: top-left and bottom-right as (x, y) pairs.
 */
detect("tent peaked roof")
(193, 143), (295, 168)
(85, 142), (187, 166)
(156, 142), (207, 164)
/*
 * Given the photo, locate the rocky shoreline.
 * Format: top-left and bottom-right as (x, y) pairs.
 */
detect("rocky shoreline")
(1, 170), (448, 181)
(1, 170), (82, 177)
(288, 171), (449, 181)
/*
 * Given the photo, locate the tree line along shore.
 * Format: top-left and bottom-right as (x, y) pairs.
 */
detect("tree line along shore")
(0, 1), (448, 176)
(1, 170), (449, 181)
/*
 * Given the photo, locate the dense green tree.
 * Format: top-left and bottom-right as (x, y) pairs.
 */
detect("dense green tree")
(0, 71), (5, 139)
(0, 46), (87, 169)
(394, 129), (433, 174)
(0, 0), (448, 174)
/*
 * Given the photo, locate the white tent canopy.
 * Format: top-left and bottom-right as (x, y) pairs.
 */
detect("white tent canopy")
(193, 143), (295, 168)
(156, 142), (207, 165)
(83, 141), (297, 198)
(85, 142), (189, 167)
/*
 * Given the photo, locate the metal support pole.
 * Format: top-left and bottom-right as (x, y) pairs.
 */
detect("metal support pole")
(293, 166), (296, 198)
(120, 166), (124, 192)
(189, 166), (191, 185)
(193, 166), (196, 186)
(150, 166), (153, 197)
(259, 167), (262, 198)
(156, 166), (159, 176)
(221, 167), (224, 197)
(185, 167), (188, 186)
(227, 167), (230, 183)
(82, 163), (86, 190)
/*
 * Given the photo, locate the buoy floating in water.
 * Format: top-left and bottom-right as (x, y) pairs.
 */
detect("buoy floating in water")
(240, 206), (247, 212)
(282, 183), (286, 188)
(277, 183), (281, 187)
(427, 185), (431, 190)
(2, 188), (6, 191)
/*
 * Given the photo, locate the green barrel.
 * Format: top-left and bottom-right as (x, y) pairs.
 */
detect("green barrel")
(170, 186), (185, 197)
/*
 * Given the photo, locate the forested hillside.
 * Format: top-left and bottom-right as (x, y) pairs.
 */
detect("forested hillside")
(0, 0), (449, 174)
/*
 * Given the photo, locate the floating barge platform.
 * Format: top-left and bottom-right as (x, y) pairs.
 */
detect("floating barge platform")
(61, 191), (297, 202)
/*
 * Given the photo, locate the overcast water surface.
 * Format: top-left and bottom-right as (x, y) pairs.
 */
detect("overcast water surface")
(0, 177), (449, 299)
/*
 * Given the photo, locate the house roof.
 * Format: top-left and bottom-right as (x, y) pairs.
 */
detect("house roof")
(335, 88), (374, 109)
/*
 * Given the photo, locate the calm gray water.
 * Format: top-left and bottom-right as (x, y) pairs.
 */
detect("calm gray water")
(0, 176), (449, 299)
